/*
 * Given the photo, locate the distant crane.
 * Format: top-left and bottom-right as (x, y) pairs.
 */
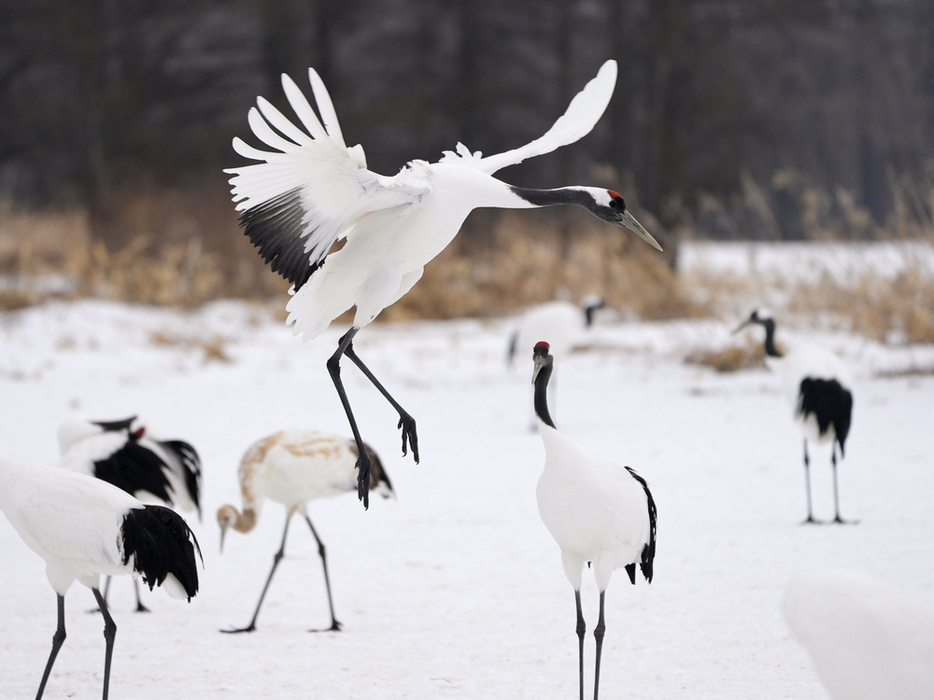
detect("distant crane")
(58, 415), (203, 611)
(226, 59), (662, 508)
(508, 295), (607, 427)
(531, 341), (657, 700)
(0, 455), (200, 700)
(783, 568), (934, 699)
(217, 431), (394, 633)
(734, 309), (854, 523)
(508, 295), (606, 366)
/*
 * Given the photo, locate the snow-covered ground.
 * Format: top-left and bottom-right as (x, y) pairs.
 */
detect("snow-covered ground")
(1, 295), (933, 699)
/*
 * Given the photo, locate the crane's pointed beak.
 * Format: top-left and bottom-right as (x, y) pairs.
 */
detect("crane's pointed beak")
(619, 210), (663, 251)
(219, 526), (227, 554)
(732, 319), (752, 335)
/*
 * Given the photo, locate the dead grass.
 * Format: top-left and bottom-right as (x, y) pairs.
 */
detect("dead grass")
(683, 335), (766, 373)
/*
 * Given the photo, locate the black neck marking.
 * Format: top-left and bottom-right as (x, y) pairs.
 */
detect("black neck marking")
(533, 358), (556, 429)
(760, 319), (782, 358)
(510, 186), (594, 210)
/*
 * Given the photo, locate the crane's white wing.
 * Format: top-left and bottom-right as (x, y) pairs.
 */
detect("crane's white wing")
(226, 68), (428, 290)
(441, 60), (618, 175)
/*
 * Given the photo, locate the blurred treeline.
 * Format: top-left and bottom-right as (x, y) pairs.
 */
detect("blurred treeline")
(1, 0), (933, 311)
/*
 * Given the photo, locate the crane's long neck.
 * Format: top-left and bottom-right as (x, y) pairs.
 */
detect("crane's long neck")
(533, 361), (556, 429)
(761, 319), (782, 358)
(509, 185), (594, 210)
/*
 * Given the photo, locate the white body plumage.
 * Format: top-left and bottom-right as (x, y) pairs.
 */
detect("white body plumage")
(536, 426), (653, 592)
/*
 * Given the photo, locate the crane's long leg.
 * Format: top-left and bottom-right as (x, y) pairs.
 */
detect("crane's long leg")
(328, 327), (418, 508)
(304, 515), (342, 632)
(574, 589), (586, 700)
(593, 591), (607, 700)
(222, 514), (293, 633)
(831, 447), (857, 524)
(91, 588), (117, 700)
(802, 440), (819, 524)
(132, 579), (149, 613)
(36, 594), (67, 699)
(343, 335), (419, 462)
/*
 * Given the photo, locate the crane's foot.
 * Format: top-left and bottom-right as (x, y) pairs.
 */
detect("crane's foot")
(832, 515), (859, 525)
(800, 515), (823, 525)
(220, 623), (257, 634)
(398, 412), (419, 463)
(309, 620), (343, 633)
(134, 602), (151, 614)
(355, 453), (372, 508)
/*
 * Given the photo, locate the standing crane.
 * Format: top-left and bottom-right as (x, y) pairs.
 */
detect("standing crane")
(217, 431), (394, 633)
(0, 455), (200, 700)
(531, 341), (657, 700)
(58, 415), (203, 610)
(226, 59), (662, 508)
(734, 309), (855, 523)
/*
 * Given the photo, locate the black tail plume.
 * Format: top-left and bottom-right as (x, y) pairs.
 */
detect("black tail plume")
(121, 505), (202, 600)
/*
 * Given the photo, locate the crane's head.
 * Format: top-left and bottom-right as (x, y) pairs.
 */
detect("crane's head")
(531, 341), (554, 384)
(733, 308), (774, 334)
(590, 189), (662, 252)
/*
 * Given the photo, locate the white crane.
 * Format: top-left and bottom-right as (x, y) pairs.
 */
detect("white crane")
(58, 414), (203, 611)
(783, 568), (934, 699)
(507, 295), (607, 367)
(508, 295), (607, 427)
(226, 59), (662, 508)
(0, 455), (200, 700)
(531, 341), (657, 700)
(734, 309), (854, 523)
(217, 430), (394, 633)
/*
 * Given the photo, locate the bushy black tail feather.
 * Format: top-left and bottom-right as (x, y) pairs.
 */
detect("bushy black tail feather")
(121, 505), (202, 600)
(625, 466), (657, 584)
(94, 441), (174, 503)
(158, 439), (203, 516)
(797, 377), (853, 455)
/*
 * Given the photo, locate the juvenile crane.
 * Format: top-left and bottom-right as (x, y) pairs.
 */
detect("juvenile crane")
(226, 59), (662, 507)
(734, 309), (854, 523)
(58, 415), (203, 611)
(532, 342), (657, 700)
(217, 431), (393, 633)
(0, 455), (200, 700)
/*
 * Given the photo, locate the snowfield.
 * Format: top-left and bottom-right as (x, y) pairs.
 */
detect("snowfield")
(1, 294), (933, 699)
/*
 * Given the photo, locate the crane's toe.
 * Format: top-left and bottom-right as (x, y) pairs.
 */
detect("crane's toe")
(398, 413), (419, 463)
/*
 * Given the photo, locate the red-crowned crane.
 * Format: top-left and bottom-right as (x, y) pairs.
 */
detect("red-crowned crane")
(58, 415), (203, 611)
(0, 455), (200, 700)
(225, 60), (662, 508)
(217, 431), (393, 633)
(734, 309), (855, 524)
(531, 341), (657, 700)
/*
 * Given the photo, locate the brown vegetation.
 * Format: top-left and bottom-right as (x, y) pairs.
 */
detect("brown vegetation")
(2, 176), (933, 357)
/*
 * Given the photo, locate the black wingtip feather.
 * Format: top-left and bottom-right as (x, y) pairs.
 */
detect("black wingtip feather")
(239, 187), (320, 290)
(121, 505), (201, 601)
